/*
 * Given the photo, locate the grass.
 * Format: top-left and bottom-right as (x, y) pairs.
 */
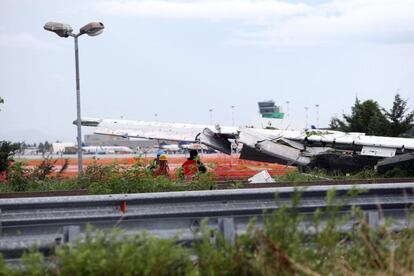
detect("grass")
(274, 167), (414, 183)
(2, 190), (414, 275)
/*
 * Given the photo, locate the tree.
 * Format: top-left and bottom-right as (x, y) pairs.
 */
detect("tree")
(383, 94), (414, 137)
(329, 117), (346, 130)
(330, 98), (389, 136)
(0, 141), (20, 174)
(19, 142), (27, 154)
(44, 141), (51, 152)
(38, 142), (45, 154)
(0, 96), (3, 111)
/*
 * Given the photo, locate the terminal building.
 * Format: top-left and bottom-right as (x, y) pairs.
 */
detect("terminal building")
(84, 134), (157, 149)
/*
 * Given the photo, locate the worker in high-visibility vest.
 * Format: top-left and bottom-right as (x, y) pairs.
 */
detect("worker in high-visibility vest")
(153, 154), (170, 178)
(148, 149), (165, 173)
(181, 150), (206, 180)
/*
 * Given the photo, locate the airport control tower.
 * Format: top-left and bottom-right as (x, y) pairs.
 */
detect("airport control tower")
(258, 101), (285, 119)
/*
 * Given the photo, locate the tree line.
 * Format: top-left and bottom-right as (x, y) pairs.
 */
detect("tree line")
(330, 94), (414, 137)
(19, 141), (54, 153)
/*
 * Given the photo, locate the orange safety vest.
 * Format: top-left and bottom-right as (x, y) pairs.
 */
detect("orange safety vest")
(182, 159), (199, 177)
(153, 162), (170, 178)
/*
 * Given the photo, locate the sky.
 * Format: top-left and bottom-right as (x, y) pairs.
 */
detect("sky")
(1, 0), (414, 143)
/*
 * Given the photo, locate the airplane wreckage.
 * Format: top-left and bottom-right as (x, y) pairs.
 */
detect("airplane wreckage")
(79, 118), (414, 173)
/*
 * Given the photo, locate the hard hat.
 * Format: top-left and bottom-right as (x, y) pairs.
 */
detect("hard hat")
(157, 149), (165, 158)
(159, 154), (168, 161)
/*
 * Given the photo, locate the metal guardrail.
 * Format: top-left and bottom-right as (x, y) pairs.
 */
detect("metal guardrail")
(1, 182), (414, 260)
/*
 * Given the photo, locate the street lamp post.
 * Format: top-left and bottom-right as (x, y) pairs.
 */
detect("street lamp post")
(231, 105), (235, 126)
(304, 106), (309, 129)
(44, 21), (104, 178)
(286, 101), (290, 120)
(315, 104), (320, 128)
(209, 109), (213, 124)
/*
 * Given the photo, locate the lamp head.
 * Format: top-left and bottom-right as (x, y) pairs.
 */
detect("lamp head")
(80, 22), (104, 36)
(43, 22), (73, 37)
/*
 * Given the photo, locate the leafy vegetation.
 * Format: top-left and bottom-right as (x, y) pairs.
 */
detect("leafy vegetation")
(1, 156), (412, 194)
(2, 190), (414, 275)
(274, 167), (413, 183)
(330, 94), (414, 137)
(0, 141), (20, 176)
(0, 158), (216, 194)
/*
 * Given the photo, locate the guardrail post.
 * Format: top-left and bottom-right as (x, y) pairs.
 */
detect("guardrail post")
(63, 225), (81, 244)
(218, 217), (235, 245)
(366, 211), (380, 230)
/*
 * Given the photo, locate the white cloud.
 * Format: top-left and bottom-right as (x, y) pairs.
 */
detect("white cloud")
(244, 0), (414, 46)
(95, 0), (414, 46)
(97, 0), (310, 19)
(0, 32), (54, 49)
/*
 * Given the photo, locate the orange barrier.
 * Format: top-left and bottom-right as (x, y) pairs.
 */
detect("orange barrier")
(21, 154), (294, 181)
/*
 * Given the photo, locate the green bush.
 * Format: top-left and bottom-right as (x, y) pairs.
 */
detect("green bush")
(275, 167), (414, 184)
(0, 141), (20, 174)
(1, 228), (193, 275)
(5, 161), (33, 192)
(0, 159), (78, 193)
(54, 228), (193, 276)
(2, 191), (414, 275)
(1, 157), (412, 195)
(0, 159), (217, 194)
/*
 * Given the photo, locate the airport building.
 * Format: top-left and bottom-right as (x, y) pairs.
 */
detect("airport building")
(84, 134), (157, 149)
